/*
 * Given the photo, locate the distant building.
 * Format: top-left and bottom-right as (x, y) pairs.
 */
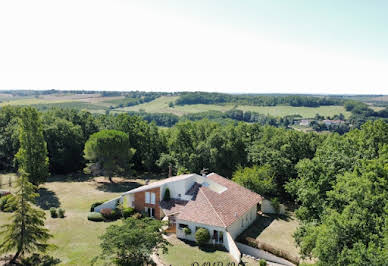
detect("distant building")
(299, 119), (312, 126)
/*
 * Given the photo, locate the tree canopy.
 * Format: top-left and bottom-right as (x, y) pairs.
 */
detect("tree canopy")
(96, 217), (168, 265)
(84, 129), (134, 182)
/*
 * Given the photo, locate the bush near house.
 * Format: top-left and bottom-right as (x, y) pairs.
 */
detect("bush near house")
(50, 207), (58, 218)
(90, 201), (104, 212)
(259, 259), (267, 266)
(195, 228), (210, 246)
(87, 212), (104, 222)
(132, 212), (142, 219)
(122, 207), (135, 218)
(58, 208), (65, 218)
(163, 188), (171, 201)
(183, 227), (191, 235)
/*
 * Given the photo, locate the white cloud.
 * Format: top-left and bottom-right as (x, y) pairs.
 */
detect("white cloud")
(0, 0), (387, 94)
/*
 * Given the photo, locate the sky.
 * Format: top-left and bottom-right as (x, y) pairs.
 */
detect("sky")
(0, 0), (387, 94)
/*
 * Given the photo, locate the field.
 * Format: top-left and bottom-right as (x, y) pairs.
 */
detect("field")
(115, 96), (353, 118)
(1, 92), (385, 119)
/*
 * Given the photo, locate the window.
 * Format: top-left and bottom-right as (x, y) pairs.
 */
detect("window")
(151, 192), (156, 204)
(178, 224), (188, 229)
(145, 192), (150, 204)
(145, 207), (155, 218)
(178, 193), (181, 198)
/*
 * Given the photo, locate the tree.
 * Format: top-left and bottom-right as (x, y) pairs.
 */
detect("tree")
(84, 130), (134, 182)
(0, 105), (20, 171)
(96, 217), (168, 265)
(0, 170), (52, 264)
(15, 107), (49, 185)
(44, 118), (84, 174)
(232, 165), (277, 197)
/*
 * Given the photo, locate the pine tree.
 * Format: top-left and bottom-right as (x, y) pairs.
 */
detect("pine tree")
(0, 170), (52, 263)
(15, 107), (49, 185)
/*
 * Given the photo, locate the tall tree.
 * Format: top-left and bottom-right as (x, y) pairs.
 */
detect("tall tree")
(15, 107), (49, 185)
(0, 170), (52, 264)
(84, 129), (134, 182)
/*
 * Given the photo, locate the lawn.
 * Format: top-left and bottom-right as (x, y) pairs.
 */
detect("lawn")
(0, 174), (163, 265)
(238, 213), (300, 257)
(115, 96), (353, 118)
(160, 236), (258, 266)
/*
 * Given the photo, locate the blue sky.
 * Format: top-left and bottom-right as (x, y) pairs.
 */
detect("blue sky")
(0, 0), (387, 94)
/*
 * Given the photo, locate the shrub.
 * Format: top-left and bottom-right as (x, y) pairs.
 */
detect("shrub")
(100, 208), (113, 219)
(195, 228), (210, 246)
(258, 241), (300, 265)
(58, 208), (65, 218)
(163, 188), (171, 201)
(270, 197), (280, 214)
(132, 212), (142, 219)
(87, 212), (104, 222)
(111, 208), (122, 220)
(122, 207), (135, 218)
(259, 259), (267, 266)
(50, 207), (58, 218)
(90, 201), (104, 212)
(183, 227), (191, 235)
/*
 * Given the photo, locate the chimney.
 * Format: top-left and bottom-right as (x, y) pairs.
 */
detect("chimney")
(168, 164), (172, 178)
(200, 168), (208, 177)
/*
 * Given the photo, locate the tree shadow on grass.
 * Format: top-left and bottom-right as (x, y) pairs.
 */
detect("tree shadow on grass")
(95, 180), (143, 193)
(46, 173), (94, 183)
(36, 188), (61, 210)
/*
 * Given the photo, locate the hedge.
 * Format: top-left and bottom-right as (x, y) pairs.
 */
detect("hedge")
(87, 212), (104, 222)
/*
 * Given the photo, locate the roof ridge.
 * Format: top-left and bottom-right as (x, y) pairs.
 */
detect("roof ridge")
(199, 188), (226, 228)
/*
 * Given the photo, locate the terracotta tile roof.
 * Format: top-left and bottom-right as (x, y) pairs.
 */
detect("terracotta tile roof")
(160, 199), (188, 216)
(177, 173), (262, 228)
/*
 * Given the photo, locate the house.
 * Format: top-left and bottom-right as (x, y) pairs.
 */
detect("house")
(299, 119), (312, 126)
(95, 173), (263, 262)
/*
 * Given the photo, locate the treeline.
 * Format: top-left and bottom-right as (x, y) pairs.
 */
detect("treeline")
(175, 92), (343, 107)
(107, 92), (165, 109)
(345, 100), (388, 127)
(127, 110), (299, 128)
(0, 106), (166, 175)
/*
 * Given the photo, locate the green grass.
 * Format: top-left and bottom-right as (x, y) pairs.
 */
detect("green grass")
(160, 236), (258, 266)
(239, 213), (300, 256)
(0, 174), (163, 265)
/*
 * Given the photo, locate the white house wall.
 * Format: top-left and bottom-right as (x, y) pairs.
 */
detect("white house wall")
(175, 218), (226, 243)
(160, 178), (195, 201)
(227, 205), (257, 239)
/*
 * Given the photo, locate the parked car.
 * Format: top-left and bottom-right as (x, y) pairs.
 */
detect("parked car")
(0, 190), (11, 198)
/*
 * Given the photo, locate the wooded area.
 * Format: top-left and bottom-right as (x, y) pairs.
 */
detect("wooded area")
(0, 104), (387, 265)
